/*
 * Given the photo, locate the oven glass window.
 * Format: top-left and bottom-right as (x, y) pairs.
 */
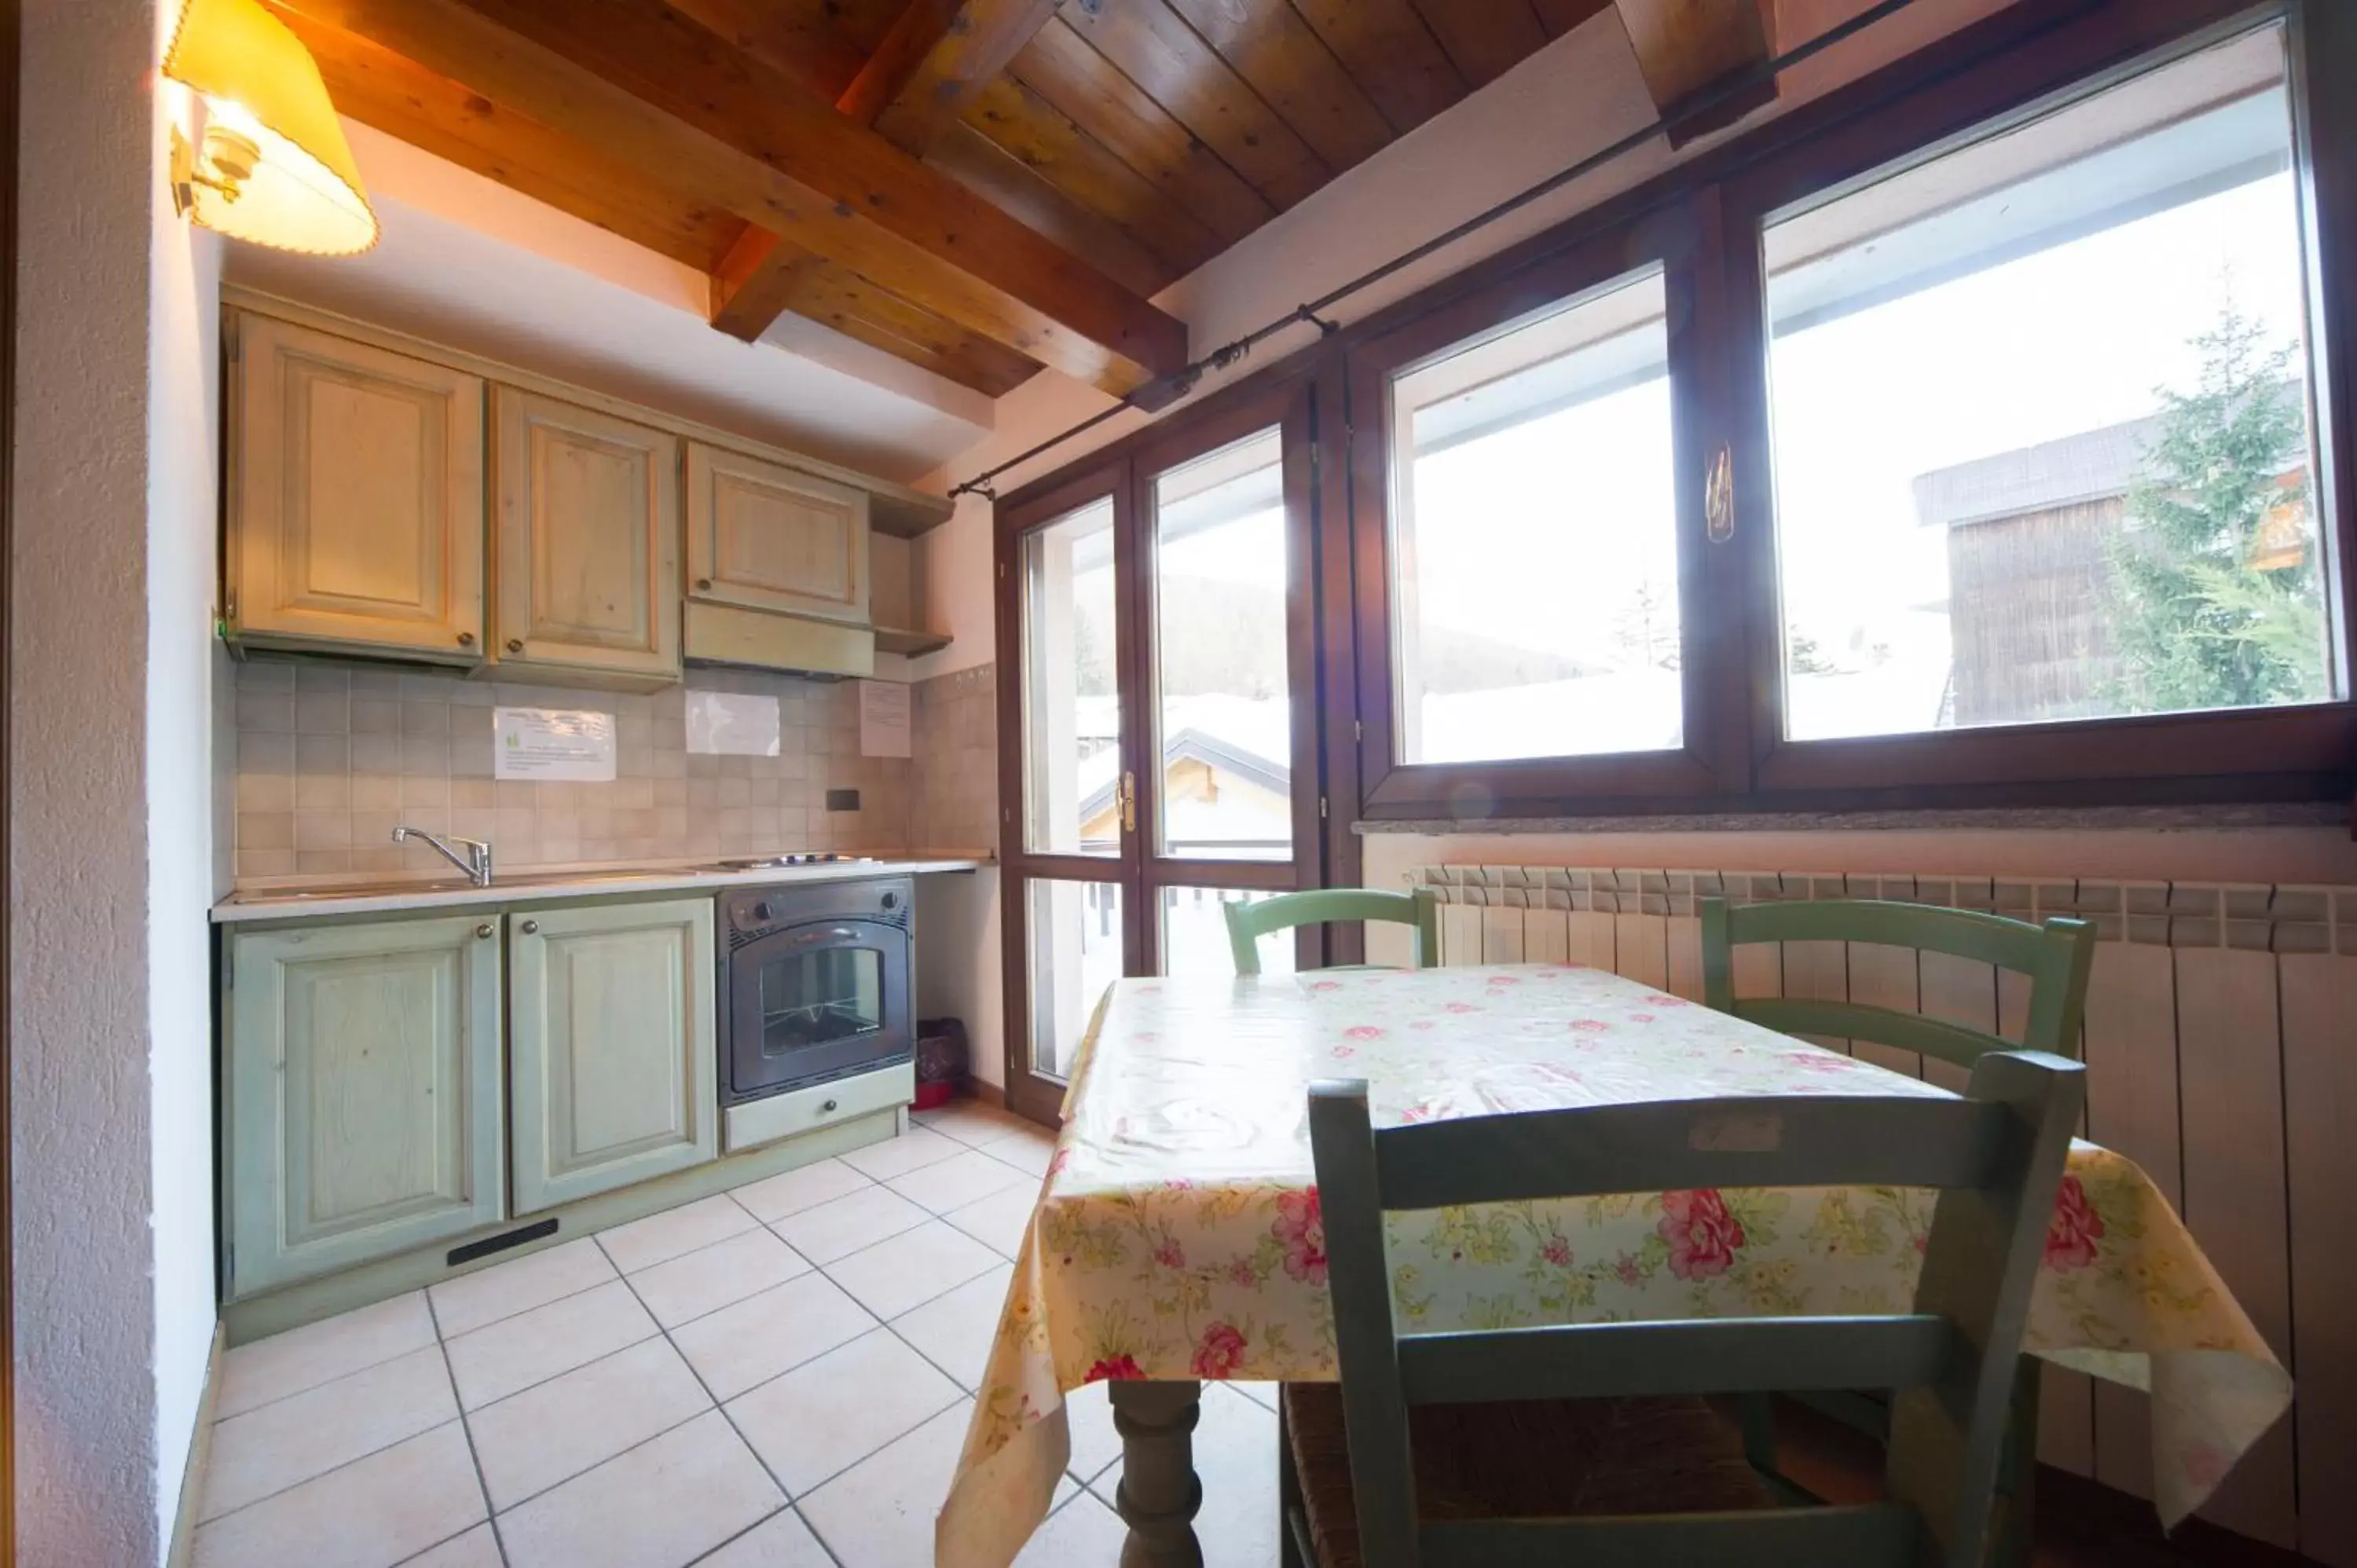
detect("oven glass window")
(756, 947), (885, 1058)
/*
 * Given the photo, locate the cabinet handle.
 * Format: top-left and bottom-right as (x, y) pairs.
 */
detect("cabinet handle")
(456, 631), (475, 647)
(821, 1098), (840, 1114)
(1705, 445), (1736, 544)
(695, 577), (713, 592)
(506, 638), (525, 654)
(475, 922), (493, 939)
(520, 918), (539, 935)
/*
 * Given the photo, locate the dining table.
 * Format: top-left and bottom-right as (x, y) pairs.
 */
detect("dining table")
(934, 962), (2293, 1568)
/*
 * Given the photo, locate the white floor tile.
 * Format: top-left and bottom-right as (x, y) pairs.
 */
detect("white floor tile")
(888, 1264), (1014, 1390)
(729, 1157), (873, 1224)
(1090, 1385), (1277, 1566)
(216, 1292), (436, 1419)
(430, 1239), (617, 1339)
(598, 1194), (761, 1274)
(824, 1222), (1003, 1321)
(836, 1125), (966, 1182)
(765, 1184), (930, 1266)
(203, 1346), (457, 1520)
(692, 1509), (834, 1568)
(497, 1410), (783, 1568)
(670, 1270), (878, 1403)
(940, 1184), (1039, 1260)
(467, 1336), (713, 1511)
(884, 1148), (1033, 1215)
(980, 1130), (1056, 1178)
(1014, 1491), (1129, 1565)
(1061, 1382), (1121, 1484)
(629, 1228), (813, 1328)
(914, 1102), (1038, 1150)
(398, 1523), (502, 1568)
(193, 1422), (485, 1568)
(795, 1401), (973, 1568)
(724, 1330), (963, 1495)
(444, 1280), (658, 1411)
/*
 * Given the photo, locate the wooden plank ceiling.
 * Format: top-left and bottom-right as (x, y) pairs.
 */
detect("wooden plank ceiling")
(270, 0), (1774, 400)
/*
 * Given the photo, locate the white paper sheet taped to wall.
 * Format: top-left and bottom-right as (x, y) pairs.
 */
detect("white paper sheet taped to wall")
(494, 707), (617, 782)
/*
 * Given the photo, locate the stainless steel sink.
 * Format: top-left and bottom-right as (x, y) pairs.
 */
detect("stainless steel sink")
(226, 867), (718, 905)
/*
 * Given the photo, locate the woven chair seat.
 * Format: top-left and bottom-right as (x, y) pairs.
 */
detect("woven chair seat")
(1282, 1383), (1775, 1568)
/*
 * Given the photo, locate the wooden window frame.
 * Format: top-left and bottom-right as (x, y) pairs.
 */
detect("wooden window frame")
(1337, 0), (2357, 821)
(993, 372), (1332, 1118)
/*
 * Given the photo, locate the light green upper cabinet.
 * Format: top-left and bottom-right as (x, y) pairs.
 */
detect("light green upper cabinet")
(226, 914), (505, 1297)
(508, 898), (718, 1214)
(685, 441), (871, 626)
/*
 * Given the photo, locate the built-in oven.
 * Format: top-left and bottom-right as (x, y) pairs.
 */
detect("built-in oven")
(720, 877), (914, 1105)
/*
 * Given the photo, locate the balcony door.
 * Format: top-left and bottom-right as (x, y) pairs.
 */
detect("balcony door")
(995, 380), (1324, 1122)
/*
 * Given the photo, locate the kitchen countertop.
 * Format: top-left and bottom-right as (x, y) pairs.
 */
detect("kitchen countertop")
(213, 855), (988, 923)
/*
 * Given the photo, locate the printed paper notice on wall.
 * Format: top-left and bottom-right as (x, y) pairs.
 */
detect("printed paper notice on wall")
(858, 680), (912, 759)
(685, 690), (781, 757)
(494, 707), (617, 782)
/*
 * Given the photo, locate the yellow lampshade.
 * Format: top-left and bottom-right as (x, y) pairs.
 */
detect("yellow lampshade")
(162, 0), (378, 255)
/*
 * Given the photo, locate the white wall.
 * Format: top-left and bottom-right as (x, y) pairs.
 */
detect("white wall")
(12, 2), (220, 1559)
(148, 35), (225, 1553)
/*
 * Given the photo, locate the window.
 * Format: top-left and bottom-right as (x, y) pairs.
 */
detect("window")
(1019, 497), (1119, 856)
(1765, 24), (2332, 742)
(1346, 1), (2352, 819)
(1388, 269), (1681, 764)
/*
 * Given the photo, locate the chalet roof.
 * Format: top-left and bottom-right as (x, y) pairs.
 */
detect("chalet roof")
(1911, 412), (2163, 531)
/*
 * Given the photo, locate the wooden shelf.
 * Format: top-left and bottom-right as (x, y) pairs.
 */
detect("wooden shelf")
(874, 625), (952, 658)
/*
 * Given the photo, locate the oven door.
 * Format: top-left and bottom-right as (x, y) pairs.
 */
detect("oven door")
(728, 917), (912, 1101)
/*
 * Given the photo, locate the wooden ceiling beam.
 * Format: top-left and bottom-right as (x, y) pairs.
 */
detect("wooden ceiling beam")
(840, 0), (1063, 155)
(271, 0), (1186, 390)
(1614, 0), (1776, 144)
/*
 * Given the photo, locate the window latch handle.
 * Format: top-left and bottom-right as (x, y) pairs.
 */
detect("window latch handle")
(1120, 771), (1138, 833)
(1706, 445), (1736, 544)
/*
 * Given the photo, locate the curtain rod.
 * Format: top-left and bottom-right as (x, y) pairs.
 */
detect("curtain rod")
(948, 0), (1927, 502)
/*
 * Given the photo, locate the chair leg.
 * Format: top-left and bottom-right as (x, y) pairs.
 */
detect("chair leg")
(1989, 1361), (2042, 1568)
(1278, 1390), (1312, 1568)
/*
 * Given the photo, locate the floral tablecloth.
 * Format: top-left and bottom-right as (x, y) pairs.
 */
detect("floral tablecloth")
(937, 965), (2292, 1568)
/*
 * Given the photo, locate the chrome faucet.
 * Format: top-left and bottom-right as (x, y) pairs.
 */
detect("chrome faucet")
(392, 826), (495, 887)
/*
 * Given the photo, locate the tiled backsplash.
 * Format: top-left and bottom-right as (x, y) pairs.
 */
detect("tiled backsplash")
(231, 657), (937, 881)
(911, 663), (997, 855)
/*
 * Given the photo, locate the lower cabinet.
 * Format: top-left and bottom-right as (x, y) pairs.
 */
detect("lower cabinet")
(508, 898), (719, 1214)
(226, 915), (506, 1296)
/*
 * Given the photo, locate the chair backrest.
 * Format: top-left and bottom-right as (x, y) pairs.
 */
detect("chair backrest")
(1310, 1053), (2084, 1568)
(1699, 897), (2097, 1068)
(1224, 887), (1440, 976)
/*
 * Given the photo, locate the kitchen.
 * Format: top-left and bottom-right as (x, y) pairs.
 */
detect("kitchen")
(8, 1), (2357, 1567)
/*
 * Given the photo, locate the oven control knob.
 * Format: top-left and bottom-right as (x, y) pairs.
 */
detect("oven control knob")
(879, 891), (900, 910)
(752, 901), (774, 923)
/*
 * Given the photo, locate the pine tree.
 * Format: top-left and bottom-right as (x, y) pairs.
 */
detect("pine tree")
(2110, 307), (2326, 712)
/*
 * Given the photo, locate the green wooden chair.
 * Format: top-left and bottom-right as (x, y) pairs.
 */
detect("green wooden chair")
(1284, 1053), (2084, 1568)
(1224, 887), (1442, 976)
(1699, 895), (2098, 1562)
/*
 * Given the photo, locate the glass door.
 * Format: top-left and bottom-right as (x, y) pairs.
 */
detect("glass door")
(997, 380), (1324, 1121)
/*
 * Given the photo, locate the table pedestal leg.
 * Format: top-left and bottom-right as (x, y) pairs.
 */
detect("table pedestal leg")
(1109, 1379), (1204, 1568)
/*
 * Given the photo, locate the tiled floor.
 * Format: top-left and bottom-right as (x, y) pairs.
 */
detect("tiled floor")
(195, 1101), (1279, 1568)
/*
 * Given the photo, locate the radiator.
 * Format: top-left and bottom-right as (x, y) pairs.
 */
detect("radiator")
(1405, 864), (2355, 1565)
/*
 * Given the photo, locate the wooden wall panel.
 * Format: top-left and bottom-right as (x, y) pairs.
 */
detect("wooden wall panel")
(2080, 940), (2182, 1504)
(1287, 0), (1465, 134)
(2279, 952), (2357, 1568)
(2175, 944), (2297, 1548)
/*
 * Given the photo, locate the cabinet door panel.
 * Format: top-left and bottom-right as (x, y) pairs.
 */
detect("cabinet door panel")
(495, 389), (681, 680)
(687, 442), (871, 625)
(231, 314), (485, 658)
(510, 899), (718, 1213)
(228, 916), (504, 1296)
